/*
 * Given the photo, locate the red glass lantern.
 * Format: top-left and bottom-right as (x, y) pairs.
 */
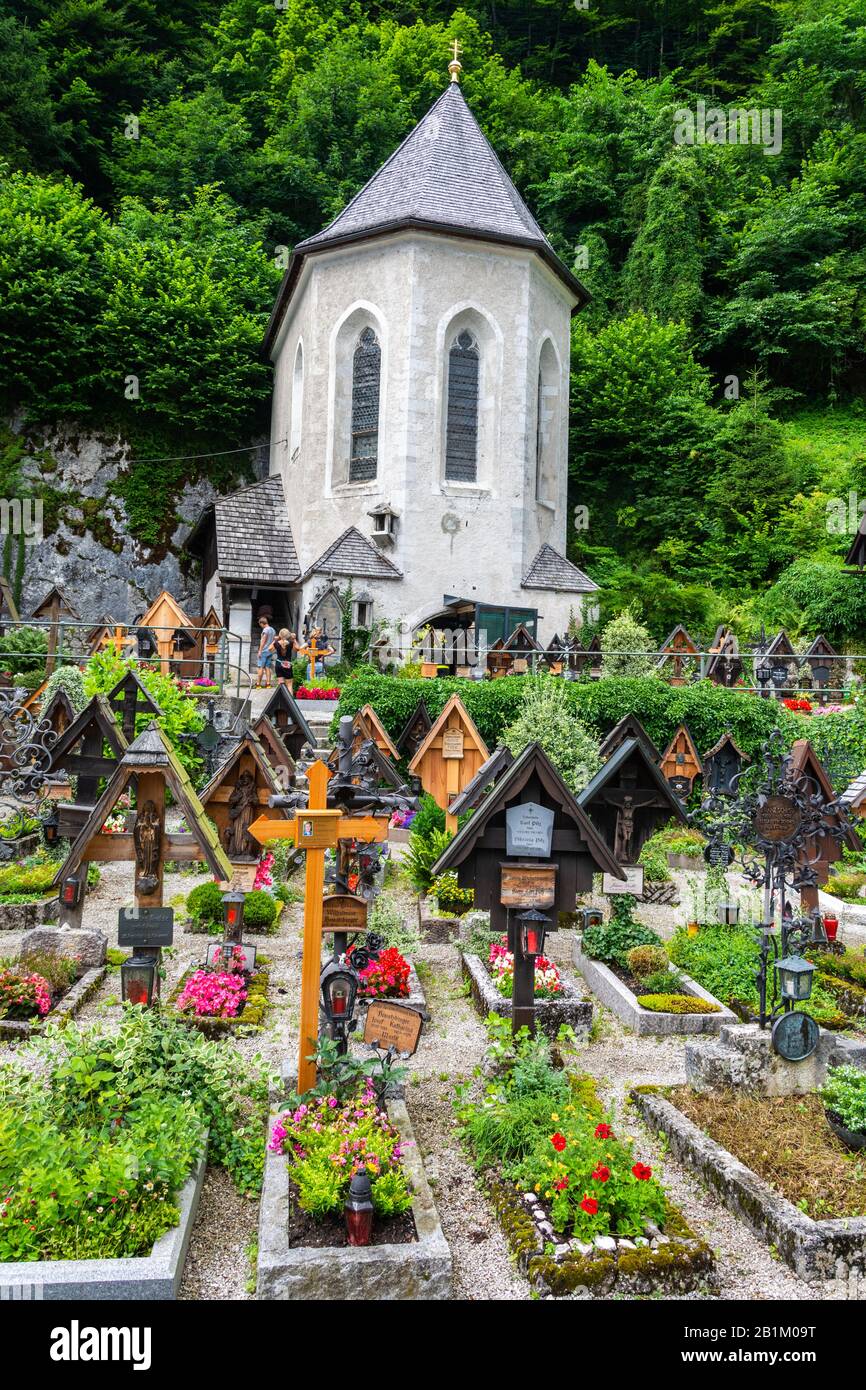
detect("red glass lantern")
(121, 954), (157, 1007)
(344, 1171), (374, 1246)
(221, 888), (246, 940)
(320, 960), (358, 1024)
(60, 876), (82, 908)
(517, 908), (549, 961)
(824, 914), (839, 942)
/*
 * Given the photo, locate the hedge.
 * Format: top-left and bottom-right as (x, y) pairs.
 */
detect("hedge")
(334, 674), (793, 762)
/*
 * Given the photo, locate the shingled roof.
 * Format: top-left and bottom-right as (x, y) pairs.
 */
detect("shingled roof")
(303, 526), (402, 582)
(521, 544), (597, 594)
(188, 476), (300, 586)
(264, 82), (589, 353)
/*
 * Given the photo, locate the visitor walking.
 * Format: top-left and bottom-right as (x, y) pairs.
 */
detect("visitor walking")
(256, 614), (276, 688)
(273, 628), (297, 686)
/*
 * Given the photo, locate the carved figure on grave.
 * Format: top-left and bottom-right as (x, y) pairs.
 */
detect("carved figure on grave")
(614, 794), (635, 863)
(133, 799), (162, 893)
(224, 769), (258, 858)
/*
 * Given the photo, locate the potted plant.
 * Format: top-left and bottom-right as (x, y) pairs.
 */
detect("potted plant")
(820, 1065), (866, 1151)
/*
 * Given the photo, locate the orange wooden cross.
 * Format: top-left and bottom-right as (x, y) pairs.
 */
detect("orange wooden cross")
(248, 758), (388, 1093)
(100, 625), (133, 658)
(297, 631), (329, 684)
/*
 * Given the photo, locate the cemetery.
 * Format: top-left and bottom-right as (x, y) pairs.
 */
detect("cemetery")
(1, 638), (866, 1308)
(3, 15), (866, 1333)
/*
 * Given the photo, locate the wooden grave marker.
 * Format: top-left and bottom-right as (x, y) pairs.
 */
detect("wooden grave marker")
(409, 693), (489, 834)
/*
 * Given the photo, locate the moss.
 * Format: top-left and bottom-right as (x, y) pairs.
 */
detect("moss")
(636, 993), (721, 1014)
(168, 968), (270, 1036)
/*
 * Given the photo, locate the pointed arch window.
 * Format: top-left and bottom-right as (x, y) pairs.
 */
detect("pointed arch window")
(445, 330), (479, 482)
(350, 327), (381, 482)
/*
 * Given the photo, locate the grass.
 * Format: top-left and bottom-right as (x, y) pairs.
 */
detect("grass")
(668, 1087), (866, 1220)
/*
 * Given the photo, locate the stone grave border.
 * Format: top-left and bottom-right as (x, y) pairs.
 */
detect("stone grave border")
(0, 964), (107, 1041)
(461, 951), (592, 1040)
(574, 946), (736, 1036)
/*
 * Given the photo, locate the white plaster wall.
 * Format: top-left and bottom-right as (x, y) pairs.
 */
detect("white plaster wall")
(270, 229), (582, 644)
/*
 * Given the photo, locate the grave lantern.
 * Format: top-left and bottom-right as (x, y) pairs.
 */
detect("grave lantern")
(716, 899), (740, 926)
(320, 959), (358, 1024)
(222, 888), (246, 941)
(41, 806), (60, 847)
(517, 907), (549, 960)
(774, 953), (815, 1003)
(60, 875), (83, 908)
(344, 1170), (374, 1246)
(809, 912), (829, 947)
(121, 952), (158, 1007)
(581, 907), (604, 930)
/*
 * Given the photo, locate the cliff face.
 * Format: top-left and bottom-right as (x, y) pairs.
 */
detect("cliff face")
(5, 418), (255, 623)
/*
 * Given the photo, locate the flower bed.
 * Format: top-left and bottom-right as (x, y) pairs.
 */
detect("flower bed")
(488, 936), (562, 999)
(295, 686), (340, 700)
(574, 946), (734, 1035)
(258, 1088), (451, 1299)
(353, 945), (411, 999)
(168, 958), (270, 1036)
(457, 1026), (715, 1297)
(631, 1085), (866, 1293)
(461, 951), (592, 1040)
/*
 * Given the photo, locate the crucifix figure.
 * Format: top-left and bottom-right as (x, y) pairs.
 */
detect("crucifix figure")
(224, 769), (259, 858)
(133, 799), (162, 895)
(614, 794), (636, 863)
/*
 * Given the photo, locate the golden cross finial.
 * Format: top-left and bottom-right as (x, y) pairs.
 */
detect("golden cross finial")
(448, 39), (463, 83)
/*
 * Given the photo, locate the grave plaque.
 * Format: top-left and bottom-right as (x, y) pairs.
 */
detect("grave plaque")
(500, 861), (557, 909)
(322, 894), (368, 933)
(755, 795), (802, 843)
(442, 729), (464, 759)
(505, 801), (555, 858)
(363, 1000), (424, 1056)
(206, 941), (257, 972)
(117, 906), (174, 947)
(704, 840), (734, 868)
(602, 866), (645, 896)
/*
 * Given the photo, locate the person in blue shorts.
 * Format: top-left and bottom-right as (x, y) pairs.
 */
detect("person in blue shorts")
(256, 614), (276, 688)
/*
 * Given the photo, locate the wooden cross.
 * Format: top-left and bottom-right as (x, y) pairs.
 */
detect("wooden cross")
(100, 625), (134, 659)
(249, 759), (388, 1093)
(297, 632), (327, 684)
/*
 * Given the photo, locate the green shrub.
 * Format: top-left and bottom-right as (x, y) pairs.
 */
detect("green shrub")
(637, 840), (671, 883)
(667, 924), (760, 1006)
(186, 880), (224, 925)
(626, 945), (669, 980)
(404, 826), (453, 894)
(820, 1065), (866, 1134)
(368, 891), (421, 956)
(408, 793), (445, 842)
(600, 610), (657, 680)
(581, 897), (661, 969)
(636, 994), (720, 1014)
(0, 809), (40, 839)
(503, 676), (601, 792)
(41, 664), (88, 714)
(432, 871), (474, 914)
(640, 969), (684, 995)
(826, 869), (866, 903)
(0, 626), (47, 677)
(243, 890), (278, 933)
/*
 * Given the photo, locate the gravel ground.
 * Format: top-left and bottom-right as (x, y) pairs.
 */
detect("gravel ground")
(0, 856), (842, 1301)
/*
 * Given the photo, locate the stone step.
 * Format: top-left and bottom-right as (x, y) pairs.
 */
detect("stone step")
(684, 1038), (746, 1093)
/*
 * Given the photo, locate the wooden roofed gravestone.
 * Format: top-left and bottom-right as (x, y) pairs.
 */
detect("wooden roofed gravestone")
(353, 704), (399, 762)
(138, 590), (195, 675)
(706, 627), (743, 688)
(199, 729), (288, 870)
(577, 738), (688, 866)
(409, 693), (489, 834)
(395, 699), (433, 760)
(656, 624), (698, 684)
(259, 683), (316, 760)
(802, 635), (841, 703)
(598, 714), (661, 766)
(31, 585), (78, 677)
(660, 724), (702, 797)
(251, 713), (296, 788)
(41, 687), (76, 739)
(789, 739), (860, 914)
(47, 694), (128, 837)
(432, 741), (620, 1033)
(703, 729), (749, 797)
(54, 722), (232, 994)
(107, 668), (163, 744)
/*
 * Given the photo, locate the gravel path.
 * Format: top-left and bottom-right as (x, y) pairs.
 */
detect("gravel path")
(0, 859), (842, 1301)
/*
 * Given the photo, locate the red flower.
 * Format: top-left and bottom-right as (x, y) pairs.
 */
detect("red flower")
(631, 1162), (653, 1181)
(580, 1195), (599, 1215)
(554, 1177), (569, 1191)
(592, 1165), (610, 1183)
(550, 1132), (567, 1153)
(594, 1123), (612, 1139)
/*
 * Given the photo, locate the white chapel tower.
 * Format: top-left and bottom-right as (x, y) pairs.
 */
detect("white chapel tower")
(193, 56), (597, 658)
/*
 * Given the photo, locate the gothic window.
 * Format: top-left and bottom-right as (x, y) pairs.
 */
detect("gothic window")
(350, 327), (381, 482)
(535, 340), (559, 505)
(445, 330), (479, 482)
(290, 341), (303, 462)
